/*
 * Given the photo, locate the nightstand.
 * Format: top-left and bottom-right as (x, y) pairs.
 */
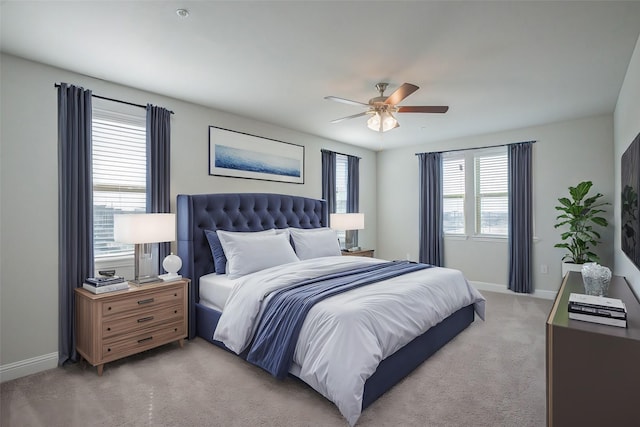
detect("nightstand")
(341, 249), (375, 257)
(75, 278), (189, 376)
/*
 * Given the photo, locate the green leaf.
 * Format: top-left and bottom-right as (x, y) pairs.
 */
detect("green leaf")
(575, 181), (593, 200)
(591, 217), (608, 227)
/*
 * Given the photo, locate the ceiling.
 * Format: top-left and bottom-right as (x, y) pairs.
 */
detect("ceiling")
(2, 1), (640, 151)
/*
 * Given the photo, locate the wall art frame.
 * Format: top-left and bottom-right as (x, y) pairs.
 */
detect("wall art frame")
(208, 126), (304, 184)
(621, 131), (640, 270)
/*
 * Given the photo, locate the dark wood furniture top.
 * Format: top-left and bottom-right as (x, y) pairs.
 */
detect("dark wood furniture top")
(546, 272), (640, 427)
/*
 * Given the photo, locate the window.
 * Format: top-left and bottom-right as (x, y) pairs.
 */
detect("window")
(335, 153), (348, 241)
(442, 154), (465, 234)
(92, 102), (147, 259)
(475, 150), (508, 235)
(442, 147), (508, 237)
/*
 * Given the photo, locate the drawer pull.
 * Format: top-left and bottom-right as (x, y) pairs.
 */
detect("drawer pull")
(137, 316), (154, 323)
(107, 327), (111, 331)
(137, 298), (154, 305)
(137, 336), (153, 344)
(107, 348), (111, 352)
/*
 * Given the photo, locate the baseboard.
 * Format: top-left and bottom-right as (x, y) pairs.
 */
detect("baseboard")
(0, 352), (58, 383)
(471, 281), (557, 300)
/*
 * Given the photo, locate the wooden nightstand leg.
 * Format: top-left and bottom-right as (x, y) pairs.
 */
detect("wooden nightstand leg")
(178, 338), (184, 348)
(97, 364), (104, 376)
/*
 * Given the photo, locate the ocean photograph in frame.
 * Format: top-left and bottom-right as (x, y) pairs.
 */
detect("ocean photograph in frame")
(209, 126), (304, 184)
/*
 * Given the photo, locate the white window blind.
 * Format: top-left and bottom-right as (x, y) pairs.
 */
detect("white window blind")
(335, 154), (348, 242)
(442, 154), (465, 234)
(474, 149), (508, 235)
(335, 154), (348, 214)
(92, 107), (147, 258)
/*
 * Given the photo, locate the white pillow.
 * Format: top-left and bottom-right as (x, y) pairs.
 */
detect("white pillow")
(274, 227), (290, 241)
(289, 227), (342, 260)
(216, 231), (299, 279)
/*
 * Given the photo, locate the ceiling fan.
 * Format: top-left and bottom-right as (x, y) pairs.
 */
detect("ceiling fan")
(325, 82), (448, 132)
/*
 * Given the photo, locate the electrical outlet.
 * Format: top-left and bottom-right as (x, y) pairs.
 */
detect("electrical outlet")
(540, 264), (549, 274)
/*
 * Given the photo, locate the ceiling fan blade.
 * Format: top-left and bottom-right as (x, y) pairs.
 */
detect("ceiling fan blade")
(330, 111), (369, 123)
(397, 106), (449, 113)
(384, 83), (419, 105)
(324, 96), (369, 107)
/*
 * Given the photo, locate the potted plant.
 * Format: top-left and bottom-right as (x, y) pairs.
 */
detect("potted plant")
(554, 181), (609, 276)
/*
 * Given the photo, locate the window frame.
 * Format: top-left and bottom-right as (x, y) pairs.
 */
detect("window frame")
(91, 100), (148, 263)
(334, 153), (349, 243)
(442, 146), (509, 240)
(442, 152), (466, 236)
(473, 147), (509, 238)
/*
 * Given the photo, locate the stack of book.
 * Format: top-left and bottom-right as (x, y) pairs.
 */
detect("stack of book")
(83, 276), (129, 294)
(568, 293), (627, 328)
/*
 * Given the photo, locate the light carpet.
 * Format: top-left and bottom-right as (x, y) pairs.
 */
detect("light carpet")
(1, 291), (552, 426)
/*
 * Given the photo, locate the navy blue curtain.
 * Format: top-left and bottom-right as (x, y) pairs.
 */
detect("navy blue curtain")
(146, 105), (172, 271)
(508, 142), (533, 293)
(321, 149), (337, 220)
(347, 155), (360, 246)
(418, 152), (444, 266)
(58, 83), (93, 365)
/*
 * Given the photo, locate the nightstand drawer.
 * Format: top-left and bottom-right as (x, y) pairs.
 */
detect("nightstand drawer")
(102, 304), (185, 339)
(102, 286), (184, 317)
(102, 320), (185, 360)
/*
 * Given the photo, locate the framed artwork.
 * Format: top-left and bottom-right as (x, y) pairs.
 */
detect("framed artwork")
(208, 126), (304, 184)
(621, 131), (640, 269)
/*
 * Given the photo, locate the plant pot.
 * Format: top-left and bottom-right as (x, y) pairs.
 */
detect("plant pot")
(561, 261), (584, 278)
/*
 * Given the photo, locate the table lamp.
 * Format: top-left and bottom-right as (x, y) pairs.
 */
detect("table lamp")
(114, 213), (176, 285)
(330, 213), (365, 251)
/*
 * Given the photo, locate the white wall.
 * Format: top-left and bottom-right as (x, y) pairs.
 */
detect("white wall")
(614, 34), (640, 297)
(377, 114), (615, 294)
(0, 53), (377, 379)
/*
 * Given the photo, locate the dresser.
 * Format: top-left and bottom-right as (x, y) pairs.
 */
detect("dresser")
(75, 279), (189, 376)
(546, 272), (640, 426)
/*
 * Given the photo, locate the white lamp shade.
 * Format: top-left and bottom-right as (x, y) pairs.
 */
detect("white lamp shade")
(330, 213), (365, 231)
(113, 213), (176, 244)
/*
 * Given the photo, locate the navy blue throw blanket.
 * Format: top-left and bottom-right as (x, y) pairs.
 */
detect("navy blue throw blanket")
(246, 261), (431, 379)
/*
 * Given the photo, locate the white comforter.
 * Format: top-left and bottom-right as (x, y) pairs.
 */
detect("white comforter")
(213, 256), (485, 426)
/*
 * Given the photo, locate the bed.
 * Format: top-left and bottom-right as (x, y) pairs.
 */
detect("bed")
(177, 192), (484, 426)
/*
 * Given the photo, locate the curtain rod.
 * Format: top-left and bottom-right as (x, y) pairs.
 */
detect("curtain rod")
(321, 148), (362, 160)
(54, 83), (174, 114)
(415, 140), (536, 156)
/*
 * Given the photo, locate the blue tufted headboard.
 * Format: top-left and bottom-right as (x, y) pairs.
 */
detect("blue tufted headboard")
(177, 193), (327, 338)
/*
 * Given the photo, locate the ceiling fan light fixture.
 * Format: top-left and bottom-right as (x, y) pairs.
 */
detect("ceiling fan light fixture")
(367, 110), (397, 132)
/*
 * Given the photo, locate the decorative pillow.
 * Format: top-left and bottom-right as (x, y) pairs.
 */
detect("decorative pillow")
(216, 231), (300, 279)
(288, 227), (342, 260)
(204, 229), (275, 274)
